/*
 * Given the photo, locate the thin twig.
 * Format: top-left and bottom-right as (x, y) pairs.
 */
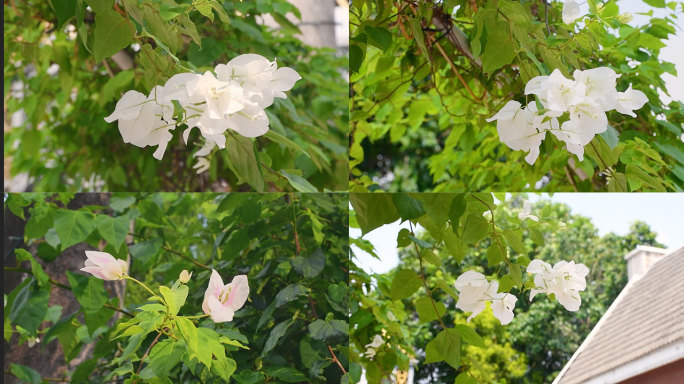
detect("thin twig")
(134, 330), (163, 380)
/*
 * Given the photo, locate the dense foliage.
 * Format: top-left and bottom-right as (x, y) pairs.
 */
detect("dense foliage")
(350, 0), (684, 192)
(349, 193), (663, 383)
(4, 0), (348, 192)
(5, 192), (350, 383)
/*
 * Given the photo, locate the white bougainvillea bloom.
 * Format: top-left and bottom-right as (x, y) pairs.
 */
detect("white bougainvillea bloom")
(202, 270), (249, 323)
(518, 200), (539, 221)
(81, 251), (128, 281)
(105, 54), (301, 163)
(527, 259), (589, 311)
(364, 334), (384, 359)
(486, 101), (547, 165)
(492, 66), (646, 164)
(563, 0), (581, 24)
(573, 67), (619, 110)
(614, 84), (648, 117)
(454, 271), (517, 325)
(216, 54), (302, 109)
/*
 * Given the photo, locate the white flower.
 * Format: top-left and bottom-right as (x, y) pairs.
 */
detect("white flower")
(454, 271), (517, 325)
(614, 84), (648, 117)
(486, 101), (547, 165)
(187, 71), (245, 118)
(193, 157), (210, 174)
(106, 54), (300, 162)
(527, 259), (589, 311)
(364, 334), (384, 359)
(161, 72), (200, 105)
(573, 67), (619, 111)
(545, 69), (586, 113)
(216, 54), (301, 109)
(518, 200), (539, 221)
(562, 0), (581, 24)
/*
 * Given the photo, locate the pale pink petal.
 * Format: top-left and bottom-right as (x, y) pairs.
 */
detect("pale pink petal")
(208, 295), (235, 322)
(80, 266), (106, 279)
(225, 275), (249, 312)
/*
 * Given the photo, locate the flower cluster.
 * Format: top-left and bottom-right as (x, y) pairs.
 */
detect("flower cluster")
(364, 334), (385, 359)
(105, 54), (301, 169)
(454, 271), (517, 325)
(454, 259), (588, 324)
(488, 67), (648, 165)
(527, 259), (589, 311)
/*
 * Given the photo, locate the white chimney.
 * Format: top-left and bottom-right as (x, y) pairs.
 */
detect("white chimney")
(624, 245), (668, 281)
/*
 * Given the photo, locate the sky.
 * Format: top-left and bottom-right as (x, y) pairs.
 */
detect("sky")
(350, 193), (684, 275)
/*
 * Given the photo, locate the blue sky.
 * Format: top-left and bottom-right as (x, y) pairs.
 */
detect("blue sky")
(350, 193), (684, 275)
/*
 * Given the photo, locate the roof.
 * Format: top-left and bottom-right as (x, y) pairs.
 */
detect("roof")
(554, 246), (684, 384)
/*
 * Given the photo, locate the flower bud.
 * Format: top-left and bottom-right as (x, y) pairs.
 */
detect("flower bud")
(617, 13), (633, 23)
(179, 270), (192, 284)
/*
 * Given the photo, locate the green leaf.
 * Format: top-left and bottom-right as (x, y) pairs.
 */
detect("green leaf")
(110, 195), (136, 211)
(275, 284), (308, 307)
(129, 239), (162, 270)
(25, 203), (53, 240)
(280, 169), (318, 192)
(226, 134), (265, 191)
(392, 193), (425, 221)
(448, 193), (467, 224)
(139, 339), (186, 378)
(349, 193), (400, 235)
(307, 319), (348, 342)
(502, 229), (526, 254)
(99, 71), (135, 106)
(291, 248), (326, 279)
(53, 209), (95, 249)
(159, 285), (188, 316)
(462, 214), (490, 244)
(643, 0), (666, 7)
(349, 44), (364, 73)
(95, 214), (129, 250)
(481, 21), (516, 74)
(50, 0), (77, 27)
(175, 317), (198, 357)
(425, 329), (461, 369)
(486, 242), (506, 266)
(443, 230), (466, 263)
(390, 269), (422, 300)
(93, 10), (134, 62)
(365, 26), (393, 51)
(415, 296), (446, 323)
(626, 164), (666, 191)
(9, 363), (41, 384)
(66, 271), (107, 311)
(600, 125), (620, 149)
(411, 193), (452, 229)
(263, 367), (308, 383)
(262, 319), (291, 357)
(9, 279), (49, 335)
(454, 372), (478, 384)
(14, 249), (49, 287)
(453, 324), (485, 348)
(71, 358), (97, 384)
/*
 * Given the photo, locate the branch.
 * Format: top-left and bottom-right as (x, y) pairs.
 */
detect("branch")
(5, 267), (134, 318)
(134, 330), (163, 381)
